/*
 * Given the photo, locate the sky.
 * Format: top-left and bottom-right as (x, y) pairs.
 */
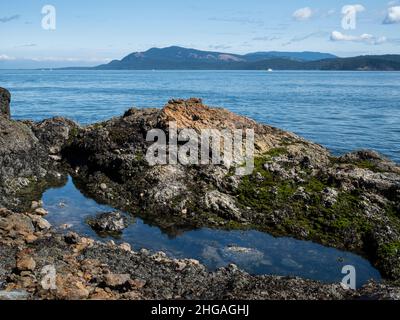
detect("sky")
(0, 0), (399, 68)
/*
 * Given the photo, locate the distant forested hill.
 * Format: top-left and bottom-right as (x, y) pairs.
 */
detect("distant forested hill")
(63, 47), (400, 71)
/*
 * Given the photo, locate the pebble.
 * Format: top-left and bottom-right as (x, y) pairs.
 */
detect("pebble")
(119, 243), (132, 252)
(31, 200), (43, 210)
(34, 208), (48, 216)
(104, 273), (131, 288)
(16, 255), (36, 272)
(100, 183), (107, 191)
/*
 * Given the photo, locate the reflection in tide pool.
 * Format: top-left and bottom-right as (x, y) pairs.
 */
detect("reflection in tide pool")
(42, 176), (381, 288)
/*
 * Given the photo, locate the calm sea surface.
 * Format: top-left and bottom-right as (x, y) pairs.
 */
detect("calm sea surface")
(0, 70), (399, 162)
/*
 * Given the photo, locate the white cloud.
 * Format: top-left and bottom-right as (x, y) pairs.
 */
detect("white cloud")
(383, 6), (400, 24)
(0, 54), (16, 61)
(292, 7), (314, 21)
(330, 31), (387, 45)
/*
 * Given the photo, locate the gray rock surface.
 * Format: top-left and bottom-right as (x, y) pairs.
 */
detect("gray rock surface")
(0, 88), (11, 119)
(87, 211), (128, 234)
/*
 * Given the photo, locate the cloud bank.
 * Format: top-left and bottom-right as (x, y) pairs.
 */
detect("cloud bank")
(330, 31), (387, 45)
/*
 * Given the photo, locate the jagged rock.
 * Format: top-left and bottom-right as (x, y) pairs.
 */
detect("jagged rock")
(30, 215), (51, 230)
(0, 88), (11, 119)
(203, 190), (243, 221)
(28, 117), (79, 155)
(0, 98), (67, 210)
(16, 251), (36, 272)
(321, 187), (338, 207)
(87, 211), (128, 233)
(34, 208), (48, 216)
(103, 273), (131, 289)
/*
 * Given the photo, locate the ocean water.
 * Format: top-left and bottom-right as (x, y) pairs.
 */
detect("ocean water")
(0, 69), (399, 162)
(43, 176), (381, 288)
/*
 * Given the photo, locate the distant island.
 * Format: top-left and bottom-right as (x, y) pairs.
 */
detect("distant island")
(62, 46), (400, 71)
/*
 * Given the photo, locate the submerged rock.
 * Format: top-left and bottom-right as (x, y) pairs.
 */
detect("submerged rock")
(87, 211), (128, 234)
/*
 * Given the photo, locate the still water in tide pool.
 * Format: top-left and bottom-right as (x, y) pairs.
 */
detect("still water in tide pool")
(0, 69), (399, 162)
(42, 177), (381, 288)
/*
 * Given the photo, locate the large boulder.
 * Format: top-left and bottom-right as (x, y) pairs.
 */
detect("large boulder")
(0, 88), (11, 119)
(0, 89), (69, 210)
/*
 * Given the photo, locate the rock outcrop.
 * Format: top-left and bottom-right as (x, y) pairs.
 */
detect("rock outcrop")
(0, 89), (78, 210)
(0, 88), (11, 119)
(60, 98), (400, 280)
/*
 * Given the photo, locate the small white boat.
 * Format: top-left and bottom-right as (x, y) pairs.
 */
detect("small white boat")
(267, 68), (273, 72)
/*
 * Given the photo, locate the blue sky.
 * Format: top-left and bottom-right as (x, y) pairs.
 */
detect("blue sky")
(0, 0), (399, 67)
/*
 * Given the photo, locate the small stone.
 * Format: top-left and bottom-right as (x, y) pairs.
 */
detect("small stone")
(58, 202), (67, 208)
(175, 261), (186, 271)
(31, 201), (40, 210)
(122, 291), (142, 300)
(64, 232), (80, 244)
(35, 217), (51, 230)
(119, 242), (132, 252)
(90, 288), (112, 300)
(128, 279), (146, 289)
(24, 234), (38, 244)
(60, 223), (73, 230)
(34, 208), (48, 216)
(87, 211), (128, 233)
(49, 155), (62, 161)
(104, 273), (131, 288)
(100, 183), (107, 191)
(16, 254), (36, 272)
(49, 146), (59, 154)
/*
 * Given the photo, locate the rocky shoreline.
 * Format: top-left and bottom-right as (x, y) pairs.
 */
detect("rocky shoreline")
(1, 87), (400, 300)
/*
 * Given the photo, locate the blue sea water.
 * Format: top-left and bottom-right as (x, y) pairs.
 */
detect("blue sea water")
(0, 69), (399, 162)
